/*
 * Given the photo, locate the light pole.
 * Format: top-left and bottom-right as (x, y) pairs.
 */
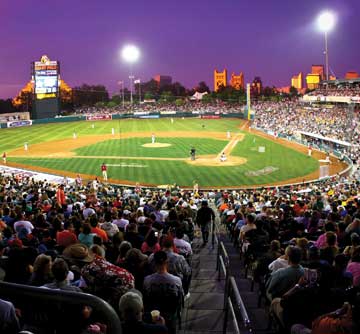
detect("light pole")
(317, 11), (336, 81)
(121, 45), (140, 105)
(134, 79), (141, 103)
(118, 81), (124, 108)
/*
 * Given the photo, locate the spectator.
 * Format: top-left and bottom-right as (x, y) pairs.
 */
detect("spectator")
(119, 290), (168, 334)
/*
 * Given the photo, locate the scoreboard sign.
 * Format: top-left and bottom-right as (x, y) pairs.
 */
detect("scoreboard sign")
(33, 55), (59, 97)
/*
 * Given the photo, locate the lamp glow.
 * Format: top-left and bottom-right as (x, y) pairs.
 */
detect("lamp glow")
(317, 11), (336, 32)
(121, 45), (140, 63)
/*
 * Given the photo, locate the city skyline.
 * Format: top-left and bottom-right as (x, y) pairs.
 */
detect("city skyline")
(1, 0), (359, 98)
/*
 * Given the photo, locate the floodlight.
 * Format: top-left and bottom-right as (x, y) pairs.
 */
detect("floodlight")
(121, 45), (140, 63)
(317, 11), (336, 32)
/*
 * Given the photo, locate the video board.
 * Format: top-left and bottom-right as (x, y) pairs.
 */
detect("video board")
(33, 55), (59, 98)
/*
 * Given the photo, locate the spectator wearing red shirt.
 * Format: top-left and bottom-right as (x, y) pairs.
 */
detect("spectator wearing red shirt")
(89, 216), (108, 243)
(56, 185), (66, 208)
(56, 221), (77, 248)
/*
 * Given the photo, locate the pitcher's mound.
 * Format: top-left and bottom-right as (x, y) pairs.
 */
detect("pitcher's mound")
(142, 143), (172, 148)
(186, 156), (247, 166)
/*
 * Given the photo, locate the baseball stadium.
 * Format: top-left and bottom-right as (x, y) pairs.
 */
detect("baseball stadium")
(0, 115), (350, 188)
(1, 2), (360, 334)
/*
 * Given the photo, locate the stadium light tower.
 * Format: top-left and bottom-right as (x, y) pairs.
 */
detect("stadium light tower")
(317, 11), (336, 81)
(121, 45), (140, 105)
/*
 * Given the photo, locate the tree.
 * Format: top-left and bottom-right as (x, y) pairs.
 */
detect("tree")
(73, 84), (109, 106)
(159, 91), (174, 102)
(195, 81), (210, 93)
(0, 99), (17, 114)
(289, 86), (298, 97)
(175, 98), (185, 106)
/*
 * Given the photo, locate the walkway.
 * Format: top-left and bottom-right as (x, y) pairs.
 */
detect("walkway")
(179, 227), (233, 333)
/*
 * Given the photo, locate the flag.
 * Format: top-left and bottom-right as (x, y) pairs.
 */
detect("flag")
(134, 79), (141, 84)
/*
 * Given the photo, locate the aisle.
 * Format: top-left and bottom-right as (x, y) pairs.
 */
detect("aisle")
(179, 233), (233, 334)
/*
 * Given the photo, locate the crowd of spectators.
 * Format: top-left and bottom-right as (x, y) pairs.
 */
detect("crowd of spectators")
(0, 173), (199, 334)
(307, 84), (360, 97)
(74, 100), (244, 116)
(218, 177), (360, 333)
(253, 101), (360, 163)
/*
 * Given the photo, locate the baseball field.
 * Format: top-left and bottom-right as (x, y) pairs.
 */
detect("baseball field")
(0, 118), (347, 188)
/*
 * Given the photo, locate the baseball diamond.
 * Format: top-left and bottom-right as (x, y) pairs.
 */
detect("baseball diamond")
(0, 118), (347, 188)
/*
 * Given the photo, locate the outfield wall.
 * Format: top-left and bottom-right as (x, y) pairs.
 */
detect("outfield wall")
(0, 112), (243, 128)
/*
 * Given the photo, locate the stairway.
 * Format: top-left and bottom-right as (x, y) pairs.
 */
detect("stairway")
(179, 233), (234, 334)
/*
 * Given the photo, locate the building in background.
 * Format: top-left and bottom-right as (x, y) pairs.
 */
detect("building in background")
(251, 76), (262, 95)
(214, 69), (227, 91)
(230, 72), (244, 90)
(153, 75), (172, 88)
(306, 73), (321, 90)
(291, 72), (303, 90)
(345, 71), (359, 80)
(311, 65), (325, 81)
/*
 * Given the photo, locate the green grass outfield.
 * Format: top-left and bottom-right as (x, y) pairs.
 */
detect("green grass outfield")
(1, 118), (319, 187)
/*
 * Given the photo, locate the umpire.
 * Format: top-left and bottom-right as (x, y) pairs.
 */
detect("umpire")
(196, 200), (215, 245)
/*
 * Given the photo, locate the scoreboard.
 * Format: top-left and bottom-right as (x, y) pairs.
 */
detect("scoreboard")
(32, 55), (60, 99)
(31, 55), (61, 119)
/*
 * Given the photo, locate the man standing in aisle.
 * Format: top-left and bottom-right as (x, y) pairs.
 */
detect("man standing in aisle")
(101, 162), (108, 182)
(196, 200), (215, 245)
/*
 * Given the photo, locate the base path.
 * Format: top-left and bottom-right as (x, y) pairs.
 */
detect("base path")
(5, 127), (349, 188)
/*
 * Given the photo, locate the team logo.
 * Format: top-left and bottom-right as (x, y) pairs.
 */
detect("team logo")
(40, 55), (50, 64)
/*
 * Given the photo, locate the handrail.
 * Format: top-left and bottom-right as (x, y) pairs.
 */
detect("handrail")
(229, 276), (252, 331)
(0, 281), (122, 334)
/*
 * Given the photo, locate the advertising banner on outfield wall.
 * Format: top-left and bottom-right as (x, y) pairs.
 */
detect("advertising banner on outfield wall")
(133, 111), (150, 116)
(139, 115), (160, 119)
(86, 115), (112, 121)
(7, 120), (33, 128)
(160, 111), (177, 115)
(200, 115), (220, 119)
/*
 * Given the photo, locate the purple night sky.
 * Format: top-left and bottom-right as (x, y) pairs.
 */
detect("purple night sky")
(0, 0), (359, 98)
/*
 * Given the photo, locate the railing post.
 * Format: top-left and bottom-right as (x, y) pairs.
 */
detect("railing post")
(223, 297), (229, 334)
(223, 261), (229, 310)
(211, 217), (215, 247)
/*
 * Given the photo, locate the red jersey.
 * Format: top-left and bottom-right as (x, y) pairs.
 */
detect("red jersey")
(101, 164), (107, 171)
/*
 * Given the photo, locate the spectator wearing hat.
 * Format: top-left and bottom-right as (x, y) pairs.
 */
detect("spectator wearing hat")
(81, 244), (135, 304)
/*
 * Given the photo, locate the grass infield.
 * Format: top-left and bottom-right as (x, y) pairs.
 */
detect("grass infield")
(1, 118), (320, 187)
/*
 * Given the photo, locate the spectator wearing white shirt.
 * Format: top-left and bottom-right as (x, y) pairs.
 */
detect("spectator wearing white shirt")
(82, 202), (96, 220)
(174, 230), (192, 257)
(13, 213), (34, 234)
